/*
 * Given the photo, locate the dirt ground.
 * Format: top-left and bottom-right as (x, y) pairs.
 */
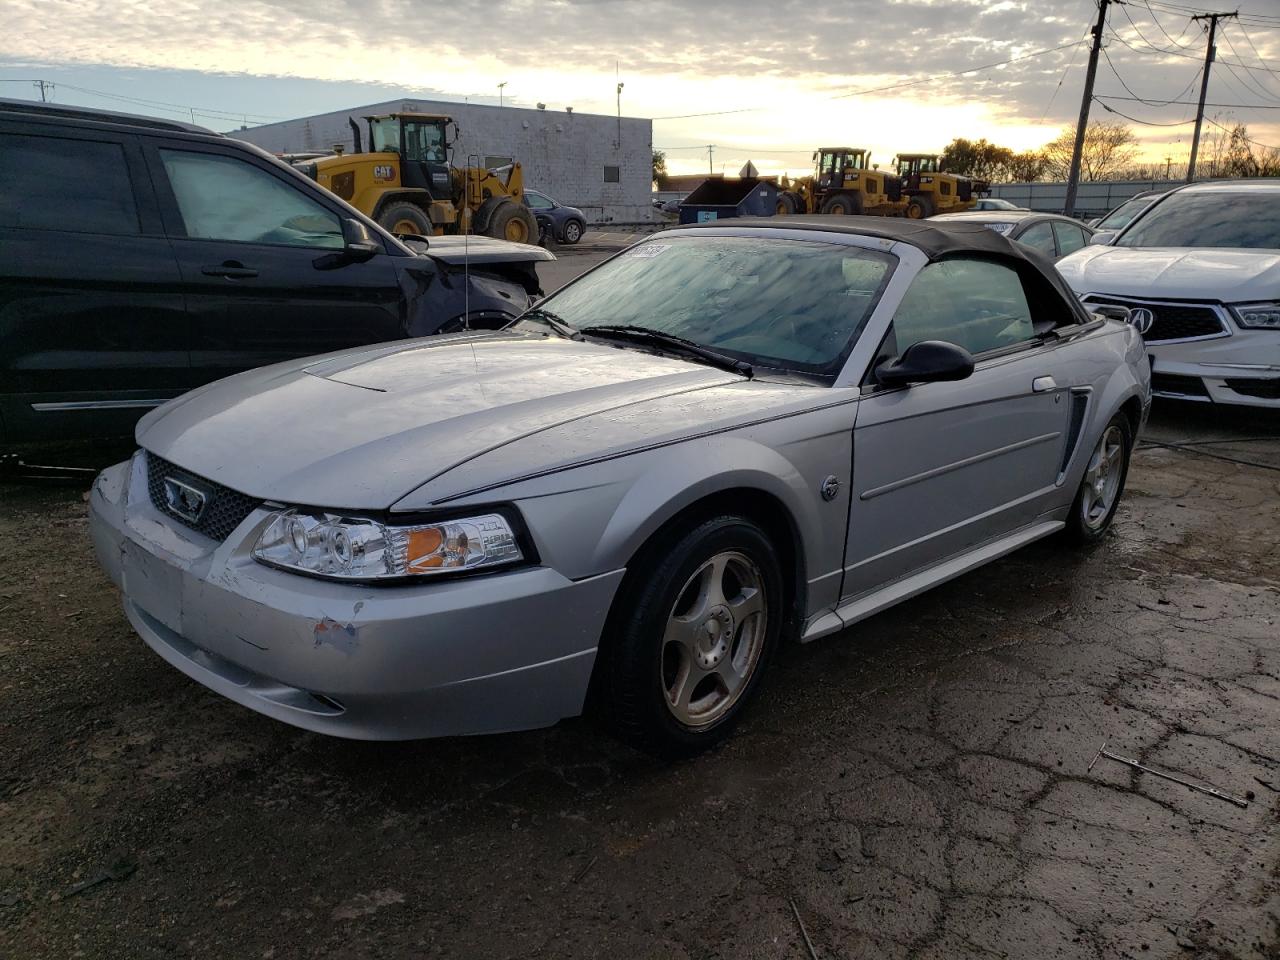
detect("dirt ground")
(2, 401), (1279, 960)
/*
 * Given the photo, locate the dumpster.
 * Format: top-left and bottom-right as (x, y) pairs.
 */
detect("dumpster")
(678, 176), (779, 224)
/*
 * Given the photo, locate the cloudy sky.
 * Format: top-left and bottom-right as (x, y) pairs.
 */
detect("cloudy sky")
(3, 0), (1279, 177)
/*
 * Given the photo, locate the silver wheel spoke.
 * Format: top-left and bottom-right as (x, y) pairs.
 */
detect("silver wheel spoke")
(661, 549), (768, 728)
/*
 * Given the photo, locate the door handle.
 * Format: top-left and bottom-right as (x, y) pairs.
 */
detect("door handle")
(1032, 376), (1057, 393)
(201, 261), (259, 279)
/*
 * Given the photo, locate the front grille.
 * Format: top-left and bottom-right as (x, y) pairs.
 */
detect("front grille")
(1151, 373), (1210, 399)
(145, 452), (261, 542)
(1225, 378), (1280, 400)
(1084, 296), (1227, 343)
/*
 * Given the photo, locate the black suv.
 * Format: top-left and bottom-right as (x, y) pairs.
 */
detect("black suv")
(0, 99), (552, 446)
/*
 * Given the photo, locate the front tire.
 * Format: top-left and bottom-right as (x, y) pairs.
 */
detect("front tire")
(1065, 412), (1132, 544)
(598, 516), (783, 758)
(821, 193), (861, 216)
(561, 219), (584, 244)
(377, 201), (432, 236)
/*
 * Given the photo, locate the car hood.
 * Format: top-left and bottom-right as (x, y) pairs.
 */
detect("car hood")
(1056, 245), (1280, 301)
(418, 235), (555, 265)
(135, 332), (744, 509)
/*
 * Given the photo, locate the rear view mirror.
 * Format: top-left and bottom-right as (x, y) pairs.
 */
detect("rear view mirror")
(875, 340), (975, 388)
(1088, 230), (1116, 246)
(342, 218), (380, 261)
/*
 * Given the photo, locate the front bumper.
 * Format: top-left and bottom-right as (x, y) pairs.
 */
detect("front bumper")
(89, 455), (624, 740)
(1144, 330), (1280, 409)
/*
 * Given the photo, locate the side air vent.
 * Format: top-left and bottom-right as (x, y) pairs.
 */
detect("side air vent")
(1059, 390), (1090, 480)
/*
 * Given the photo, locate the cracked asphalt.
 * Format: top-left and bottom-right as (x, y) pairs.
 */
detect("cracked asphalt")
(1, 400), (1278, 960)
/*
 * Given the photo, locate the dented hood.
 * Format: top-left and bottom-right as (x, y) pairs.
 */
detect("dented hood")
(135, 332), (739, 509)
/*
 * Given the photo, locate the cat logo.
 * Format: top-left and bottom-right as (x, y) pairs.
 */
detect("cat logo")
(373, 164), (395, 181)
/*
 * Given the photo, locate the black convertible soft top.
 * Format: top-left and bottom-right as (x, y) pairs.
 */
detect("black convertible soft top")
(679, 215), (1093, 324)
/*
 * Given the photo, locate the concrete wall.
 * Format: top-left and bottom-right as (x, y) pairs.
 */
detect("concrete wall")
(989, 179), (1180, 219)
(235, 98), (656, 224)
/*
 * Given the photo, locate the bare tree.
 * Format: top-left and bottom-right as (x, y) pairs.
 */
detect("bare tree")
(1042, 121), (1140, 181)
(1002, 150), (1049, 183)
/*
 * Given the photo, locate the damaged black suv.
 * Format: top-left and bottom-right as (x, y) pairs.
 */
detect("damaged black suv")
(0, 98), (552, 446)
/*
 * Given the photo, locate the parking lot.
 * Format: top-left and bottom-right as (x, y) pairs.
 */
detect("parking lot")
(2, 371), (1278, 959)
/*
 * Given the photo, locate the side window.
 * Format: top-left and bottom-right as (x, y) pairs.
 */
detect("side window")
(0, 133), (139, 236)
(889, 259), (1037, 357)
(1017, 221), (1056, 257)
(1054, 221), (1086, 257)
(159, 150), (342, 249)
(604, 165), (621, 183)
(525, 192), (553, 210)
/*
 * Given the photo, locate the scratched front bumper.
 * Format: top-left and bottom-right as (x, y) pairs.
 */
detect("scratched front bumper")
(88, 455), (624, 741)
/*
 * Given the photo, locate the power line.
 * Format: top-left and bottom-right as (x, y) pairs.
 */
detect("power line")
(1101, 43), (1204, 105)
(1141, 0), (1200, 47)
(1095, 97), (1198, 124)
(1095, 93), (1280, 107)
(1205, 114), (1280, 148)
(1220, 23), (1280, 100)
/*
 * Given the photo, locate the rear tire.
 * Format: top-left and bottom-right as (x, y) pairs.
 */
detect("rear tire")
(377, 201), (432, 236)
(1065, 412), (1133, 545)
(485, 201), (537, 243)
(776, 193), (798, 216)
(597, 516), (783, 758)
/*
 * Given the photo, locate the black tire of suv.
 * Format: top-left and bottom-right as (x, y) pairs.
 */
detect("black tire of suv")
(1065, 411), (1133, 545)
(597, 515), (783, 759)
(562, 219), (584, 244)
(377, 201), (433, 236)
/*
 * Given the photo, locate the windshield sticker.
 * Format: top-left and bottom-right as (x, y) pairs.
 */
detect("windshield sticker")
(628, 244), (671, 259)
(983, 222), (1016, 235)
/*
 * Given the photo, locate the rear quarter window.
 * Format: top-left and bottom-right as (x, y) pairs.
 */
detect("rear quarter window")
(0, 133), (140, 236)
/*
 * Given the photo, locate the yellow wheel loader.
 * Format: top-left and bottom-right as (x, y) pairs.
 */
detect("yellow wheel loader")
(297, 113), (538, 243)
(776, 148), (907, 217)
(894, 154), (986, 218)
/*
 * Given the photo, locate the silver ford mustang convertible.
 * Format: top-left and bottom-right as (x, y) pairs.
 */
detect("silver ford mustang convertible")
(90, 218), (1152, 756)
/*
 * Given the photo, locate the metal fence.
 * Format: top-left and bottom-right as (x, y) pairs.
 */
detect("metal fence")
(988, 179), (1180, 219)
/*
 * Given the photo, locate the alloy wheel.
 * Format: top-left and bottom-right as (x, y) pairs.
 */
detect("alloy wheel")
(661, 551), (768, 728)
(1081, 425), (1125, 531)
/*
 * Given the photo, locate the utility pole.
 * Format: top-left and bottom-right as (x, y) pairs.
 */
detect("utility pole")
(615, 61), (624, 150)
(1186, 11), (1237, 182)
(33, 79), (53, 102)
(498, 81), (507, 108)
(1064, 0), (1110, 218)
(1164, 155), (1173, 178)
(707, 144), (715, 174)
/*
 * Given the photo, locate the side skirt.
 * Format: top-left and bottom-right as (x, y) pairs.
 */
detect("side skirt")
(800, 519), (1065, 642)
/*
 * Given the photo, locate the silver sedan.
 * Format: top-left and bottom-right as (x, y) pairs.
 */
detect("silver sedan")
(89, 217), (1152, 756)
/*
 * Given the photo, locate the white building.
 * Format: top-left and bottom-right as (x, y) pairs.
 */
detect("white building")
(235, 98), (654, 224)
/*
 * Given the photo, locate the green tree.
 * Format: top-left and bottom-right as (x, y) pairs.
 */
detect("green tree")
(653, 150), (669, 190)
(1004, 150), (1049, 183)
(940, 138), (1014, 180)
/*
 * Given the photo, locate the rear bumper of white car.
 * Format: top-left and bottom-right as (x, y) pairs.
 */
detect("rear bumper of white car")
(89, 454), (624, 741)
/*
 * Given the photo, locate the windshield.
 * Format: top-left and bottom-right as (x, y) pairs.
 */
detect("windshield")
(525, 236), (897, 378)
(368, 118), (401, 154)
(1117, 190), (1280, 249)
(402, 121), (446, 162)
(1097, 195), (1155, 231)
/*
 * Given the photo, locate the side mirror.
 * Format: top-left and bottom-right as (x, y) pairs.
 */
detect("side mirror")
(875, 340), (975, 388)
(1088, 230), (1116, 246)
(342, 218), (380, 261)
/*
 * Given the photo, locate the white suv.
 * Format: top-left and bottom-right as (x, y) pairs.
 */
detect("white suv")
(1056, 180), (1280, 408)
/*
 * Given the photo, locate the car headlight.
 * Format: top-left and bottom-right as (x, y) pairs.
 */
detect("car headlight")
(252, 509), (524, 581)
(1231, 302), (1280, 330)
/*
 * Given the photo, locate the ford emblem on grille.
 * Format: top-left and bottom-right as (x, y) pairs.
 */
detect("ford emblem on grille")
(163, 477), (209, 523)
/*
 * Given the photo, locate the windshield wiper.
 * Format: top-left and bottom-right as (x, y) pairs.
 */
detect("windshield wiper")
(522, 308), (582, 340)
(582, 324), (753, 378)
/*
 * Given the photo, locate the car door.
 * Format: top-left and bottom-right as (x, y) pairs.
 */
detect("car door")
(144, 139), (409, 385)
(842, 257), (1074, 599)
(0, 123), (188, 443)
(524, 190), (556, 236)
